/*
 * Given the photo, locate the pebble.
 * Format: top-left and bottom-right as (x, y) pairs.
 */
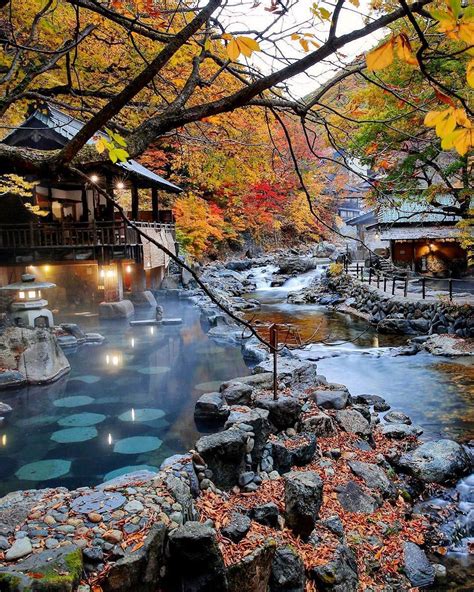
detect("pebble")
(111, 510), (126, 520)
(6, 537), (32, 561)
(0, 536), (9, 550)
(124, 500), (144, 513)
(170, 511), (183, 525)
(269, 470), (280, 480)
(200, 479), (212, 490)
(103, 529), (123, 544)
(44, 515), (56, 526)
(45, 538), (59, 549)
(87, 512), (103, 523)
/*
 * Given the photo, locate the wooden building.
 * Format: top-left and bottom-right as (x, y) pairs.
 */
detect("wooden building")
(372, 200), (470, 277)
(0, 105), (182, 315)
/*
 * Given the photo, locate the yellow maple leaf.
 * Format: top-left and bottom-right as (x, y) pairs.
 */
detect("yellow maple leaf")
(227, 38), (240, 61)
(424, 108), (456, 138)
(443, 127), (474, 155)
(237, 36), (261, 57)
(366, 38), (394, 71)
(226, 36), (260, 61)
(467, 59), (474, 88)
(454, 108), (471, 128)
(349, 0), (360, 6)
(396, 34), (418, 66)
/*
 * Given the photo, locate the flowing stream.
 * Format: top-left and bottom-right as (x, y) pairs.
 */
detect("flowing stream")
(0, 263), (472, 583)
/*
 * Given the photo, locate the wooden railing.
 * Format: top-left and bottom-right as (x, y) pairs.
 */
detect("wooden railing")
(0, 221), (175, 250)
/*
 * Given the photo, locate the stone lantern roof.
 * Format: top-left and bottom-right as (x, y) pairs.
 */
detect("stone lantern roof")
(0, 274), (56, 292)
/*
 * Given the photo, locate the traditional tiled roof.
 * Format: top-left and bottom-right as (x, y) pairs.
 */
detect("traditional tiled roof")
(3, 105), (182, 193)
(379, 226), (462, 241)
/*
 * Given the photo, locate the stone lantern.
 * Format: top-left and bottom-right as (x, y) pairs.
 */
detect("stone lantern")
(0, 274), (56, 328)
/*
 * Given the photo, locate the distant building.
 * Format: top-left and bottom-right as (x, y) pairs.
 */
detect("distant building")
(0, 105), (182, 315)
(345, 196), (470, 277)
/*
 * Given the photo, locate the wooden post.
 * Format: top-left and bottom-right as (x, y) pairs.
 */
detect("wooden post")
(151, 187), (159, 223)
(377, 273), (380, 289)
(356, 263), (359, 277)
(131, 184), (139, 221)
(404, 277), (408, 298)
(392, 277), (396, 295)
(269, 324), (279, 401)
(369, 268), (372, 285)
(422, 277), (426, 300)
(383, 275), (387, 292)
(105, 176), (115, 220)
(449, 279), (453, 301)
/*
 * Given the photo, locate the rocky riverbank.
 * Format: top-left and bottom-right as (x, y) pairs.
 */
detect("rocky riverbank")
(288, 271), (474, 340)
(1, 253), (472, 591)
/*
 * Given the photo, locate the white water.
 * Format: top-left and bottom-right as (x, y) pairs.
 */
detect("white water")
(248, 264), (325, 292)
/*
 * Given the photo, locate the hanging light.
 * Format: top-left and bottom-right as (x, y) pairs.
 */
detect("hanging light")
(90, 174), (99, 183)
(116, 181), (125, 190)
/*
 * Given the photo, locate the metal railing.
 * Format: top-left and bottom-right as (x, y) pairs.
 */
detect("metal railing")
(347, 261), (473, 301)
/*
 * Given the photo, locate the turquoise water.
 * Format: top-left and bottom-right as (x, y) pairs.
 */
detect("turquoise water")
(0, 299), (250, 496)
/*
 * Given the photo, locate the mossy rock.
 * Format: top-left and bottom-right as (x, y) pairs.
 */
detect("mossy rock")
(0, 546), (82, 591)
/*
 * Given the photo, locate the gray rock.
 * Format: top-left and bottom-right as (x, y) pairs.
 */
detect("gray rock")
(348, 461), (396, 497)
(0, 327), (70, 385)
(225, 407), (271, 462)
(194, 392), (229, 422)
(251, 502), (280, 528)
(310, 544), (358, 591)
(5, 537), (32, 560)
(256, 396), (302, 431)
(353, 394), (386, 407)
(0, 545), (82, 591)
(403, 542), (435, 588)
(336, 481), (380, 513)
(221, 382), (253, 405)
(221, 512), (251, 543)
(318, 515), (344, 539)
(226, 540), (275, 592)
(196, 429), (247, 489)
(168, 522), (227, 592)
(384, 410), (412, 425)
(0, 535), (9, 550)
(335, 409), (371, 436)
(382, 423), (423, 439)
(102, 524), (166, 592)
(124, 500), (144, 513)
(0, 369), (26, 389)
(0, 402), (13, 414)
(314, 390), (349, 410)
(284, 471), (323, 538)
(301, 412), (337, 437)
(98, 299), (134, 319)
(398, 439), (471, 484)
(272, 434), (317, 473)
(220, 373), (274, 390)
(270, 545), (305, 591)
(238, 471), (255, 487)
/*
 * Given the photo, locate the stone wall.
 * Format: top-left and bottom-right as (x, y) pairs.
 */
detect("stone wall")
(326, 275), (473, 337)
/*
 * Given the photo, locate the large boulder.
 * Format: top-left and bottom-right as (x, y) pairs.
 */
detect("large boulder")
(0, 370), (26, 389)
(378, 317), (429, 335)
(284, 471), (323, 538)
(196, 428), (247, 489)
(382, 423), (423, 439)
(310, 544), (358, 592)
(0, 326), (70, 386)
(336, 481), (380, 513)
(348, 461), (396, 498)
(384, 410), (411, 425)
(250, 502), (280, 529)
(256, 396), (302, 431)
(403, 542), (435, 588)
(270, 545), (305, 592)
(398, 439), (471, 484)
(221, 382), (253, 405)
(194, 392), (229, 423)
(313, 390), (349, 410)
(335, 409), (371, 436)
(102, 524), (166, 592)
(220, 373), (274, 390)
(271, 434), (317, 473)
(168, 522), (227, 591)
(301, 412), (338, 437)
(98, 299), (134, 319)
(226, 540), (276, 592)
(0, 546), (82, 591)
